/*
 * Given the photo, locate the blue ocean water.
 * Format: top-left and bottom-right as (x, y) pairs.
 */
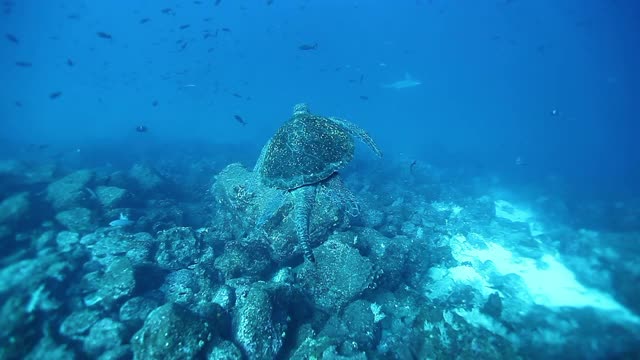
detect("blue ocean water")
(1, 1), (639, 359)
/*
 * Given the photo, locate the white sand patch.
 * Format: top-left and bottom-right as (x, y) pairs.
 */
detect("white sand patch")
(449, 234), (640, 324)
(495, 199), (545, 236)
(495, 199), (533, 223)
(432, 201), (463, 217)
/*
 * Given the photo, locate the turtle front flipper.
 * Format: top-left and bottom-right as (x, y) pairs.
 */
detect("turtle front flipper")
(291, 185), (316, 262)
(329, 117), (383, 158)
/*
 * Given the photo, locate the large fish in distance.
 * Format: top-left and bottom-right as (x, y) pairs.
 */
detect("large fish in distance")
(382, 73), (422, 89)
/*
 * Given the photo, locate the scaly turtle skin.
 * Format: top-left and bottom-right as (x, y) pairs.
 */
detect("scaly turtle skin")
(255, 103), (382, 262)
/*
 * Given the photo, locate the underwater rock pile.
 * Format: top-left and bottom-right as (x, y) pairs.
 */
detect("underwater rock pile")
(0, 107), (639, 359)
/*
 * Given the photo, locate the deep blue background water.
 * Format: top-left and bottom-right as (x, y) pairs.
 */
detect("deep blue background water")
(1, 0), (638, 200)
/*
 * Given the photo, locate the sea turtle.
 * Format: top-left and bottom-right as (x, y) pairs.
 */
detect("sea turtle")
(254, 103), (382, 262)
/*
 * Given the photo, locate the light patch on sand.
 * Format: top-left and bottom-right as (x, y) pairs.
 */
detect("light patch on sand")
(432, 201), (463, 217)
(495, 199), (533, 223)
(454, 307), (519, 344)
(495, 199), (545, 236)
(449, 234), (640, 324)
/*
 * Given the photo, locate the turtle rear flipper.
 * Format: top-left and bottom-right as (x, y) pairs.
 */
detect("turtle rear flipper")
(329, 117), (383, 158)
(292, 186), (316, 262)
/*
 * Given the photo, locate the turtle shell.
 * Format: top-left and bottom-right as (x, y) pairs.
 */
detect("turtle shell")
(259, 112), (355, 190)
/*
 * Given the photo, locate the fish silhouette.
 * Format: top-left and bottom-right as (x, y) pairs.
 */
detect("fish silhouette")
(382, 73), (422, 89)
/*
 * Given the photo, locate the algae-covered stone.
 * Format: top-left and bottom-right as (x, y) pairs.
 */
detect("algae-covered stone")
(83, 257), (135, 309)
(319, 300), (380, 351)
(207, 340), (243, 360)
(96, 345), (131, 360)
(55, 207), (95, 233)
(347, 228), (409, 289)
(131, 303), (212, 360)
(298, 237), (374, 312)
(289, 331), (335, 360)
(0, 252), (67, 294)
(0, 159), (25, 176)
(214, 238), (272, 279)
(155, 227), (204, 270)
(162, 269), (199, 306)
(46, 169), (94, 210)
(119, 297), (160, 329)
(83, 231), (155, 267)
(232, 283), (287, 360)
(34, 230), (56, 250)
(56, 231), (80, 253)
(59, 309), (102, 340)
(212, 284), (235, 313)
(0, 293), (40, 360)
(128, 164), (165, 192)
(83, 318), (127, 356)
(95, 186), (128, 208)
(162, 267), (225, 318)
(0, 192), (30, 224)
(24, 335), (75, 360)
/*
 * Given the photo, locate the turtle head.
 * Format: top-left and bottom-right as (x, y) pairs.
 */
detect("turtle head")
(293, 103), (310, 118)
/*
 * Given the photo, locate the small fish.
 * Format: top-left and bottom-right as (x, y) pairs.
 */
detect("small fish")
(15, 61), (32, 67)
(67, 58), (74, 66)
(179, 24), (190, 30)
(15, 101), (22, 107)
(221, 27), (231, 32)
(5, 33), (18, 44)
(136, 125), (148, 133)
(152, 100), (158, 107)
(214, 0), (222, 6)
(298, 43), (317, 50)
(161, 8), (175, 15)
(266, 0), (274, 5)
(193, 0), (203, 4)
(234, 115), (247, 126)
(96, 31), (112, 39)
(67, 14), (80, 20)
(49, 91), (62, 99)
(85, 187), (97, 200)
(231, 93), (243, 98)
(109, 213), (134, 227)
(515, 156), (528, 166)
(139, 18), (150, 24)
(409, 160), (417, 174)
(359, 74), (364, 84)
(359, 95), (369, 100)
